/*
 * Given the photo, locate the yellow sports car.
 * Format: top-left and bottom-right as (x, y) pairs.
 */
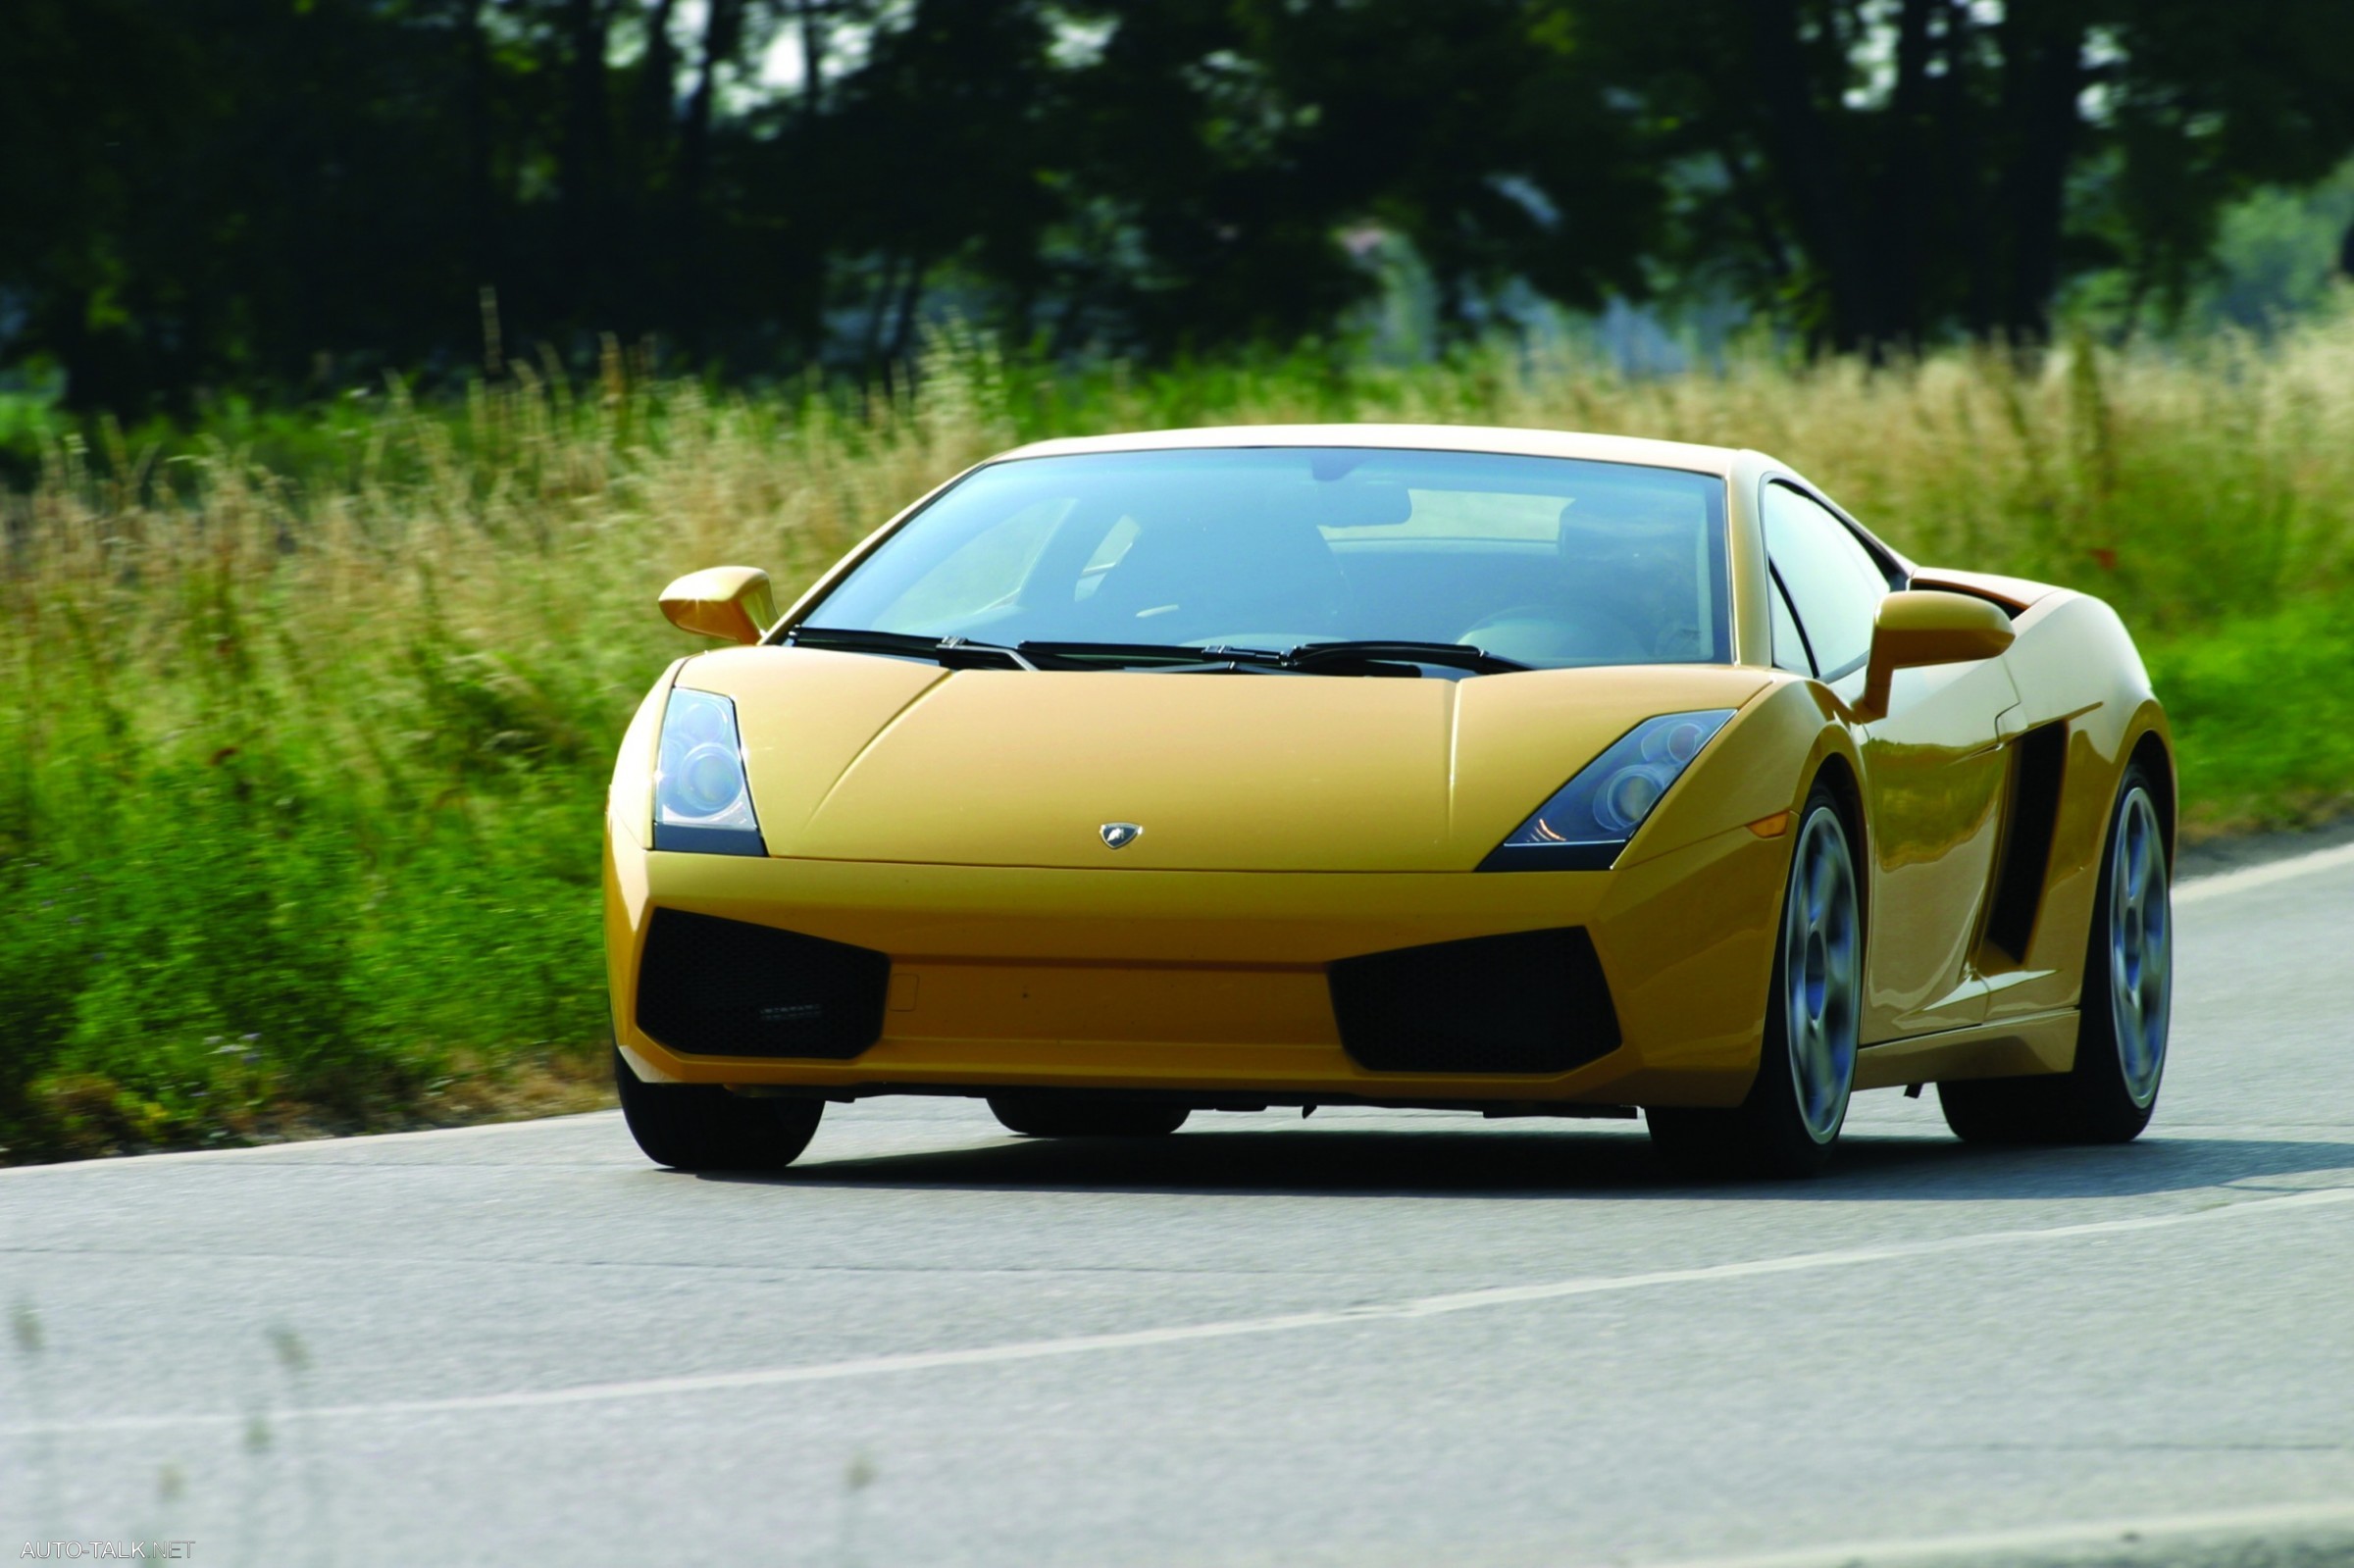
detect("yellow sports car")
(605, 426), (2173, 1177)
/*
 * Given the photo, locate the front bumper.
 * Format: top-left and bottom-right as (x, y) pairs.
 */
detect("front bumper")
(605, 820), (1789, 1108)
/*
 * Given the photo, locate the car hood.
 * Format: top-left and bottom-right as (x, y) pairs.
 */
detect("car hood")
(679, 647), (1770, 872)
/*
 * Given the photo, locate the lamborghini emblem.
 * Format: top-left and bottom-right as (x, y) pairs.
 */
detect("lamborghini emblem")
(1100, 823), (1144, 850)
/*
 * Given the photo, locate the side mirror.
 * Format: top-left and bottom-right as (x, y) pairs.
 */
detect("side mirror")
(1857, 590), (2014, 718)
(658, 566), (777, 645)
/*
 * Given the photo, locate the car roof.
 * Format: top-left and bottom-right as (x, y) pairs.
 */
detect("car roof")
(995, 423), (1741, 477)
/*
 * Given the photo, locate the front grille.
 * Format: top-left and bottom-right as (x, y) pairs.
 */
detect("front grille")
(635, 908), (889, 1060)
(1328, 927), (1620, 1075)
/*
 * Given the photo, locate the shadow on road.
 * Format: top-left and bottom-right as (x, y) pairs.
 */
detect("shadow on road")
(698, 1126), (2354, 1202)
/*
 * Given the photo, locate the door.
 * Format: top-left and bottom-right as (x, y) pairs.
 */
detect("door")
(1764, 483), (2019, 1040)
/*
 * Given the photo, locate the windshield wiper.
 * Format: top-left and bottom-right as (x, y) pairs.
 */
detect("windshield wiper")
(1017, 639), (1289, 672)
(786, 626), (1036, 670)
(790, 630), (1263, 673)
(788, 630), (1525, 677)
(1281, 640), (1528, 676)
(1020, 639), (1524, 676)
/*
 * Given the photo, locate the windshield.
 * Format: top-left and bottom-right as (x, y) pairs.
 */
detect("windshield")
(794, 446), (1731, 670)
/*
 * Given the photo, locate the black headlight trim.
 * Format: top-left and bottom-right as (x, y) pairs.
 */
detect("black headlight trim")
(1475, 839), (1621, 873)
(1477, 707), (1737, 873)
(651, 823), (768, 856)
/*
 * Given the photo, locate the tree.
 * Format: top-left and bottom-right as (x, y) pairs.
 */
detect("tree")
(819, 0), (1068, 366)
(1024, 0), (1667, 356)
(8, 0), (2354, 410)
(1236, 0), (1665, 333)
(1585, 0), (2354, 352)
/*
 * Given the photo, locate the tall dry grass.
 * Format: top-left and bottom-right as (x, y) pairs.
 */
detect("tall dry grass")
(4, 323), (2351, 1156)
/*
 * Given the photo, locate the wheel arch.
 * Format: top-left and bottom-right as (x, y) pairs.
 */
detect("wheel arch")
(2125, 726), (2177, 868)
(1805, 746), (1870, 944)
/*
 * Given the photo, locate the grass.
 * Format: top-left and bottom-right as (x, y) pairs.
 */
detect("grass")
(3, 321), (2351, 1161)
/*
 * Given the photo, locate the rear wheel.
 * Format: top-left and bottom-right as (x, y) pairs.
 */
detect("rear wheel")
(1940, 763), (2170, 1145)
(614, 1049), (825, 1171)
(1649, 784), (1861, 1179)
(988, 1094), (1190, 1138)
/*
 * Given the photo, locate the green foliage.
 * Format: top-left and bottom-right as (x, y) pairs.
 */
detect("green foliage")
(0, 627), (615, 1156)
(0, 856), (94, 1131)
(0, 327), (2349, 1159)
(2146, 603), (2354, 835)
(2191, 163), (2354, 334)
(50, 765), (365, 1108)
(0, 769), (612, 1159)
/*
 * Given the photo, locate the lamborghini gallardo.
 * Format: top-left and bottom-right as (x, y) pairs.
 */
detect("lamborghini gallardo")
(605, 426), (2174, 1177)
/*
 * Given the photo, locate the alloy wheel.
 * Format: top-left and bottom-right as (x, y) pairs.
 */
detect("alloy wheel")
(2108, 785), (2172, 1107)
(1783, 807), (1862, 1143)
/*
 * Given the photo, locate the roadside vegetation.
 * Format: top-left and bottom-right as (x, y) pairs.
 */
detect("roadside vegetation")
(4, 322), (2352, 1161)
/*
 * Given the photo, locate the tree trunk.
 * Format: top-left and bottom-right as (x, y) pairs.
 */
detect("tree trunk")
(887, 259), (926, 366)
(463, 0), (496, 297)
(676, 0), (743, 349)
(561, 0), (617, 320)
(679, 0), (742, 207)
(637, 0), (681, 173)
(1717, 148), (1786, 278)
(1871, 0), (1939, 351)
(796, 0), (830, 126)
(1993, 10), (2089, 345)
(1931, 8), (1998, 340)
(861, 253), (904, 373)
(1743, 0), (1874, 353)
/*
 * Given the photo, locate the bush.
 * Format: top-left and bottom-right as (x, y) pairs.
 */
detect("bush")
(2, 324), (2349, 1158)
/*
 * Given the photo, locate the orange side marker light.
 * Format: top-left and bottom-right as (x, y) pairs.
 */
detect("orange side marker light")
(1746, 811), (1793, 838)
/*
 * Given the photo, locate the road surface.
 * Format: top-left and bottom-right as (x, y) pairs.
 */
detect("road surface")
(6, 847), (2353, 1567)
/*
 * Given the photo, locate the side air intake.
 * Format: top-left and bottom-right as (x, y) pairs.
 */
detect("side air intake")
(635, 907), (889, 1059)
(1985, 722), (2068, 963)
(1327, 927), (1620, 1075)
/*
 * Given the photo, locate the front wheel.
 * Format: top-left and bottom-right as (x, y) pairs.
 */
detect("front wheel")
(1941, 762), (2171, 1144)
(1649, 784), (1862, 1179)
(614, 1049), (825, 1171)
(988, 1094), (1190, 1138)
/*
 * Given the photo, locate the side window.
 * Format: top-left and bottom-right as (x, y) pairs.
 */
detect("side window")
(1768, 570), (1815, 676)
(1762, 484), (1889, 681)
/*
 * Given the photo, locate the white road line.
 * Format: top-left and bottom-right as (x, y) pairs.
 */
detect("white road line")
(2176, 839), (2354, 906)
(0, 1111), (624, 1176)
(1629, 1496), (2354, 1568)
(16, 1184), (2352, 1440)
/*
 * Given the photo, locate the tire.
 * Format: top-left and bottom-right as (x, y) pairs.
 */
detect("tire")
(614, 1049), (825, 1171)
(1940, 761), (2171, 1145)
(1649, 783), (1862, 1179)
(988, 1094), (1190, 1138)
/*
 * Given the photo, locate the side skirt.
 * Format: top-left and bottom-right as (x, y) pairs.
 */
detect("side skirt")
(1853, 1008), (2077, 1091)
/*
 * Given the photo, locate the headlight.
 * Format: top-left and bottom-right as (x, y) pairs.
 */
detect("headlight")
(653, 687), (766, 856)
(1479, 709), (1736, 871)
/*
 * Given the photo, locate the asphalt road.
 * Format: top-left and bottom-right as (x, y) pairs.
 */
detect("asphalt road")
(6, 848), (2354, 1568)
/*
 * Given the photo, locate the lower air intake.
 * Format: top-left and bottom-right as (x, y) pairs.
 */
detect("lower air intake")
(1328, 927), (1620, 1075)
(636, 907), (889, 1060)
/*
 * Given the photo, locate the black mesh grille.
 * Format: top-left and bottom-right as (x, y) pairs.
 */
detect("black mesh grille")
(636, 908), (889, 1060)
(1328, 927), (1620, 1075)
